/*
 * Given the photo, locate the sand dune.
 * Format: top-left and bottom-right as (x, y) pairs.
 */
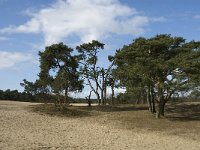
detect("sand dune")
(0, 100), (200, 150)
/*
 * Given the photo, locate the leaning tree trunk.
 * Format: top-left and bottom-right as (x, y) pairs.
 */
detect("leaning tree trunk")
(94, 90), (100, 105)
(87, 78), (100, 105)
(111, 85), (115, 105)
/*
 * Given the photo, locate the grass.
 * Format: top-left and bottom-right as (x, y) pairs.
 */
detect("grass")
(30, 101), (200, 140)
(30, 104), (92, 118)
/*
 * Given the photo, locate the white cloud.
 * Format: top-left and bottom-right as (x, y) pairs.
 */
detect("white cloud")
(0, 51), (33, 69)
(0, 0), (158, 46)
(194, 15), (200, 19)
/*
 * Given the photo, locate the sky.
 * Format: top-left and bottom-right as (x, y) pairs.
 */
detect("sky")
(0, 0), (200, 98)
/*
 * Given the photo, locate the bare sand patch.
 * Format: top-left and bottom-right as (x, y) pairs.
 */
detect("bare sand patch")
(0, 100), (200, 150)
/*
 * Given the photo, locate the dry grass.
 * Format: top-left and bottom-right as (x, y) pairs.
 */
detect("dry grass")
(31, 102), (200, 140)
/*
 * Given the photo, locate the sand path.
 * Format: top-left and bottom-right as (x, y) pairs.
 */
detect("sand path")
(0, 101), (199, 150)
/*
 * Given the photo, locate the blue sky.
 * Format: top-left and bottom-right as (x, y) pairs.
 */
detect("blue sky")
(0, 0), (200, 97)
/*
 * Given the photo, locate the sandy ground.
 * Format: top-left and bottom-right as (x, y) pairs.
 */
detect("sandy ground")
(0, 101), (200, 150)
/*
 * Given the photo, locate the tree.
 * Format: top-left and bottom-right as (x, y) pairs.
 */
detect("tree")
(114, 34), (200, 118)
(0, 90), (5, 100)
(20, 79), (54, 102)
(107, 69), (119, 105)
(38, 43), (83, 106)
(77, 40), (114, 105)
(20, 79), (41, 95)
(76, 40), (103, 104)
(0, 89), (30, 101)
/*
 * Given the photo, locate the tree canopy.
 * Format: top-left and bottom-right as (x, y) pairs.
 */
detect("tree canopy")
(38, 43), (83, 105)
(114, 34), (200, 118)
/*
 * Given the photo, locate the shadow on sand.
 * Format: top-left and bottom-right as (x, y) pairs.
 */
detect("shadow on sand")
(77, 105), (147, 112)
(30, 104), (92, 118)
(30, 102), (200, 121)
(30, 104), (148, 118)
(166, 102), (200, 121)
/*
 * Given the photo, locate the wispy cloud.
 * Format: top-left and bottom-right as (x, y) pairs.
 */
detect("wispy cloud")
(0, 36), (10, 41)
(0, 0), (7, 3)
(0, 0), (164, 46)
(151, 17), (167, 22)
(0, 51), (33, 69)
(194, 15), (200, 19)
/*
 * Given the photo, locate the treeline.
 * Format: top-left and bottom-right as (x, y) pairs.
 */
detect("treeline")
(116, 92), (200, 104)
(17, 34), (200, 118)
(0, 89), (57, 102)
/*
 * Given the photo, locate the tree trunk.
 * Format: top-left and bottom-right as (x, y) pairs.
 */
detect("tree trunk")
(152, 97), (156, 113)
(65, 87), (69, 104)
(156, 82), (165, 118)
(96, 92), (100, 105)
(136, 99), (140, 104)
(156, 99), (165, 118)
(103, 80), (107, 105)
(87, 78), (100, 105)
(101, 71), (105, 105)
(161, 101), (166, 116)
(150, 86), (156, 113)
(147, 86), (152, 112)
(101, 89), (104, 105)
(111, 85), (114, 105)
(141, 92), (144, 104)
(88, 91), (92, 107)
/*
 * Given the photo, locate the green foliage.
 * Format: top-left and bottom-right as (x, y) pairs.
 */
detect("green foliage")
(76, 40), (105, 101)
(114, 34), (200, 117)
(115, 34), (200, 97)
(38, 43), (83, 98)
(0, 89), (54, 102)
(76, 40), (105, 77)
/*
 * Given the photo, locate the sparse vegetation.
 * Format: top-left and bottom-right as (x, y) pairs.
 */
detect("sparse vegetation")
(1, 101), (200, 149)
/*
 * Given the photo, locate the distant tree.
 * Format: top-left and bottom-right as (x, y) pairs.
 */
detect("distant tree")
(189, 87), (200, 99)
(20, 79), (38, 95)
(4, 89), (12, 100)
(0, 90), (4, 100)
(0, 89), (28, 101)
(106, 69), (119, 105)
(85, 91), (92, 107)
(20, 79), (53, 102)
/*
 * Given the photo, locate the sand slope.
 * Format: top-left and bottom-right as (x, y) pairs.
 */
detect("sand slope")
(0, 101), (200, 150)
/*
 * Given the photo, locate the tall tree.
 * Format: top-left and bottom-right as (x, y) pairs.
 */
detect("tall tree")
(77, 40), (114, 105)
(38, 43), (83, 106)
(114, 34), (200, 118)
